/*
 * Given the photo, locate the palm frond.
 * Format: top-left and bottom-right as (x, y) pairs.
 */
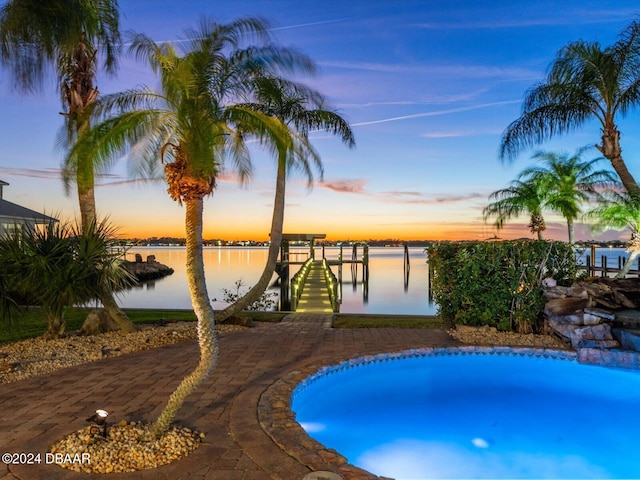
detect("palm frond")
(0, 0), (121, 92)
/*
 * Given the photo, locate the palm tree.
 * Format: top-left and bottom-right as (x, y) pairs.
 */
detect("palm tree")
(67, 18), (312, 438)
(0, 0), (121, 229)
(499, 20), (640, 197)
(0, 0), (134, 333)
(483, 177), (548, 240)
(520, 149), (618, 244)
(217, 76), (355, 320)
(0, 220), (132, 338)
(586, 190), (640, 277)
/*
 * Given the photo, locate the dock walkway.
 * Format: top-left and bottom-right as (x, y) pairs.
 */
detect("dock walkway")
(294, 261), (334, 313)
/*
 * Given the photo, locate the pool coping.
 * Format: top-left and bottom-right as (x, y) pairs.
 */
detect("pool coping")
(259, 346), (578, 480)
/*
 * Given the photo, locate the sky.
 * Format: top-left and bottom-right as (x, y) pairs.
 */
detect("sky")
(1, 0), (640, 242)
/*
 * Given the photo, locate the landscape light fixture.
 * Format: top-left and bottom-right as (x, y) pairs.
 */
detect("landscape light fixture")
(86, 409), (109, 437)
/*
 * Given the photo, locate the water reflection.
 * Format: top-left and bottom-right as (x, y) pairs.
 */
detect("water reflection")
(117, 246), (438, 315)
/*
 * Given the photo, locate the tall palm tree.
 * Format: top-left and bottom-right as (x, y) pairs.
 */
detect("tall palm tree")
(0, 0), (133, 333)
(483, 177), (548, 240)
(520, 149), (618, 244)
(217, 76), (355, 319)
(0, 0), (121, 229)
(67, 18), (312, 438)
(586, 190), (640, 277)
(499, 20), (640, 197)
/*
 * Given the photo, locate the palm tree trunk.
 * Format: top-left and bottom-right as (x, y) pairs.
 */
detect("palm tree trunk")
(75, 113), (97, 233)
(43, 307), (66, 339)
(217, 154), (286, 320)
(598, 119), (640, 198)
(146, 197), (218, 439)
(75, 115), (135, 333)
(77, 188), (96, 232)
(610, 154), (640, 198)
(100, 292), (135, 333)
(617, 250), (639, 278)
(567, 219), (575, 245)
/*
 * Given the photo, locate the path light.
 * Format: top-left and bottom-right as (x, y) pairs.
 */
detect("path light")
(86, 409), (109, 437)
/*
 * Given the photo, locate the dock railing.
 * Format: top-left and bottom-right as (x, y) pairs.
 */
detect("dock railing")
(290, 258), (313, 311)
(322, 258), (340, 312)
(580, 253), (640, 277)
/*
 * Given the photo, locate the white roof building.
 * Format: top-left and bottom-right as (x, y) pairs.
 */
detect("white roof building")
(0, 180), (58, 238)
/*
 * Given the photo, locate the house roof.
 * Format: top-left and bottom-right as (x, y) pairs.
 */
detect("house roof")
(0, 198), (58, 224)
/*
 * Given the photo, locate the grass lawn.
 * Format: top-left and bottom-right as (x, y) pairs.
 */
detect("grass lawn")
(1, 309), (444, 345)
(0, 308), (198, 345)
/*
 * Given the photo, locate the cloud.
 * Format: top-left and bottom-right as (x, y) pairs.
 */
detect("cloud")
(393, 192), (485, 205)
(421, 128), (505, 138)
(0, 166), (124, 182)
(95, 178), (159, 188)
(318, 179), (368, 194)
(381, 191), (423, 197)
(0, 167), (62, 180)
(317, 179), (485, 207)
(413, 9), (638, 30)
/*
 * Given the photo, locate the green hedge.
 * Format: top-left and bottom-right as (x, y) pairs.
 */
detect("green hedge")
(426, 240), (577, 333)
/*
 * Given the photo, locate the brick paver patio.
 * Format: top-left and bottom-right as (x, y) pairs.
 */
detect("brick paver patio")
(0, 314), (458, 480)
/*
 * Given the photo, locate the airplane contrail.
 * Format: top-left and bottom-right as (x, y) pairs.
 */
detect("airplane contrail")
(352, 100), (521, 127)
(122, 17), (355, 46)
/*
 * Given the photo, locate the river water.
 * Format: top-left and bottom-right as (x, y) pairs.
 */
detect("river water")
(115, 246), (634, 315)
(116, 246), (436, 315)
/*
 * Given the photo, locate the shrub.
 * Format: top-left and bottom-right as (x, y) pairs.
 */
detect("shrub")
(426, 240), (577, 333)
(214, 279), (278, 311)
(0, 221), (133, 337)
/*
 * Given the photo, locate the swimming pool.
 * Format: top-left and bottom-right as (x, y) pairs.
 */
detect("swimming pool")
(292, 350), (640, 479)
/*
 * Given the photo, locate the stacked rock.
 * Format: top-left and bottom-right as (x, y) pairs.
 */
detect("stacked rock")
(543, 279), (619, 349)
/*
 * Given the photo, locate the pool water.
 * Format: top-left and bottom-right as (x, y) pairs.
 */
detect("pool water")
(292, 352), (640, 479)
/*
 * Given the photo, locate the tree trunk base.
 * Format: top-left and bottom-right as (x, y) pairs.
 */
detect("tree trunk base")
(80, 309), (121, 336)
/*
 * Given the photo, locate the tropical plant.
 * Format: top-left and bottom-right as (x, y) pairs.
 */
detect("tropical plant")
(499, 20), (640, 197)
(66, 17), (313, 438)
(585, 190), (640, 277)
(520, 149), (618, 244)
(217, 76), (355, 320)
(0, 0), (134, 333)
(0, 220), (133, 338)
(483, 177), (549, 240)
(0, 0), (121, 229)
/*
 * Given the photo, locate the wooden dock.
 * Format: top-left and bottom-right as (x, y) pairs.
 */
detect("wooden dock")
(581, 245), (640, 277)
(274, 234), (368, 312)
(292, 261), (336, 313)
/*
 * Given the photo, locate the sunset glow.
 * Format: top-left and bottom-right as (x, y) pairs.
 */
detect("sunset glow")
(1, 1), (638, 242)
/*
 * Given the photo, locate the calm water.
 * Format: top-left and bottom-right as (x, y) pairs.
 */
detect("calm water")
(116, 246), (436, 314)
(292, 352), (640, 479)
(576, 246), (639, 273)
(114, 246), (635, 314)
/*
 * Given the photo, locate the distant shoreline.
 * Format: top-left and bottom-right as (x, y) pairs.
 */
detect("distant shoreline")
(117, 240), (629, 249)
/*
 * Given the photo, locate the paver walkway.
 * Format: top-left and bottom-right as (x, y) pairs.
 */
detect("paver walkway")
(0, 314), (458, 480)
